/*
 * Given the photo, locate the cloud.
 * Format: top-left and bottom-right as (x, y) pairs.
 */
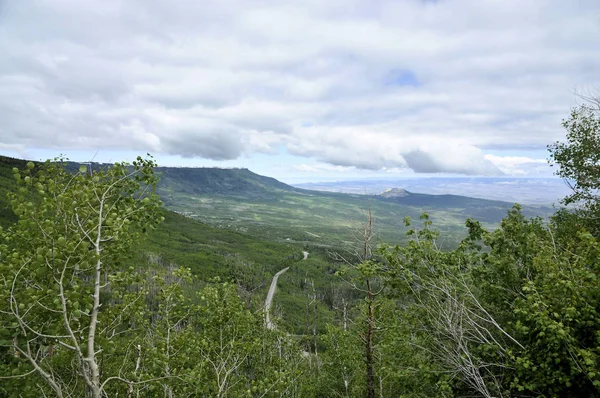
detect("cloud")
(287, 125), (503, 174)
(1, 0), (599, 174)
(161, 129), (244, 160)
(484, 154), (549, 176)
(404, 147), (503, 176)
(292, 163), (357, 173)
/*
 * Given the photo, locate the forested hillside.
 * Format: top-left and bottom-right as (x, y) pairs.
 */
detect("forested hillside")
(1, 104), (600, 397)
(157, 166), (293, 199)
(155, 163), (551, 246)
(0, 156), (344, 337)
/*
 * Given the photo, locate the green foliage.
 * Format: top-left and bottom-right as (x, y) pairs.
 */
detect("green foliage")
(140, 209), (300, 280)
(116, 277), (303, 398)
(0, 156), (162, 396)
(509, 233), (600, 394)
(0, 157), (314, 397)
(317, 324), (365, 397)
(549, 104), (600, 234)
(273, 255), (342, 334)
(383, 213), (503, 397)
(383, 206), (600, 397)
(0, 156), (29, 228)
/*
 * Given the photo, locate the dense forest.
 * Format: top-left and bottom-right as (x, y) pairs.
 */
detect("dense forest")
(1, 103), (600, 397)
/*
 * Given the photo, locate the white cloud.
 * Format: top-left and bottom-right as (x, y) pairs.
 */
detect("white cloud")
(292, 163), (357, 173)
(485, 154), (549, 176)
(1, 0), (599, 175)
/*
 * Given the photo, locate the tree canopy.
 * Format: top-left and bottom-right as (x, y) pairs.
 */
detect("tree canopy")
(549, 104), (600, 234)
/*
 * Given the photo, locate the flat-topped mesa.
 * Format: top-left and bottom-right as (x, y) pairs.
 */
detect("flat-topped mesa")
(379, 188), (410, 198)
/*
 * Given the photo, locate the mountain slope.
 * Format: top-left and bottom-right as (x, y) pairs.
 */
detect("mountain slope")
(0, 156), (337, 330)
(157, 167), (294, 202)
(0, 157), (553, 248)
(378, 191), (526, 223)
(155, 165), (553, 246)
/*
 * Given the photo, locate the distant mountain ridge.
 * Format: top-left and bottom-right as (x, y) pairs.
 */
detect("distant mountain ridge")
(156, 166), (522, 210)
(0, 156), (554, 246)
(156, 166), (519, 209)
(149, 164), (552, 243)
(156, 166), (297, 202)
(295, 177), (569, 205)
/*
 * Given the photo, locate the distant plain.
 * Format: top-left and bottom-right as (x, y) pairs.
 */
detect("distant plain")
(295, 177), (570, 205)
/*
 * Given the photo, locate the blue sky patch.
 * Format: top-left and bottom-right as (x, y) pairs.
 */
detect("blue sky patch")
(383, 69), (420, 87)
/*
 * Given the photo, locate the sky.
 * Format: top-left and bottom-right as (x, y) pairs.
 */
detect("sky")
(0, 0), (599, 183)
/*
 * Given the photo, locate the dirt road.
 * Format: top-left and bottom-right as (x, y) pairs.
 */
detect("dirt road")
(265, 251), (309, 329)
(265, 267), (289, 330)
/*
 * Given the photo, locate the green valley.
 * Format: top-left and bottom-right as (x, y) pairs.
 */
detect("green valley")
(156, 165), (552, 248)
(0, 155), (554, 339)
(2, 2), (598, 396)
(1, 103), (599, 398)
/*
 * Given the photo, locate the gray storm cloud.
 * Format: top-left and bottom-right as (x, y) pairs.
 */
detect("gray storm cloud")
(161, 130), (245, 160)
(403, 149), (503, 176)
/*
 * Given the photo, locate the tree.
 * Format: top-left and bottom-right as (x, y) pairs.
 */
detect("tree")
(334, 207), (383, 398)
(382, 214), (521, 398)
(548, 104), (600, 233)
(0, 156), (162, 397)
(318, 323), (364, 397)
(176, 280), (301, 397)
(381, 206), (600, 397)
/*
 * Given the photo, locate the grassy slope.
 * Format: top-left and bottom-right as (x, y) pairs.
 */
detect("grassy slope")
(141, 209), (300, 277)
(157, 167), (553, 248)
(157, 167), (291, 199)
(0, 156), (319, 281)
(2, 157), (549, 247)
(139, 210), (341, 333)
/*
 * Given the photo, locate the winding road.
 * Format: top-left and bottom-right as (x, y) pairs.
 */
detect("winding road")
(264, 251), (309, 330)
(265, 267), (289, 329)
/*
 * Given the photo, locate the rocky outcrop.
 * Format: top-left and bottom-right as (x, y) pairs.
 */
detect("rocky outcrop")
(379, 188), (410, 198)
